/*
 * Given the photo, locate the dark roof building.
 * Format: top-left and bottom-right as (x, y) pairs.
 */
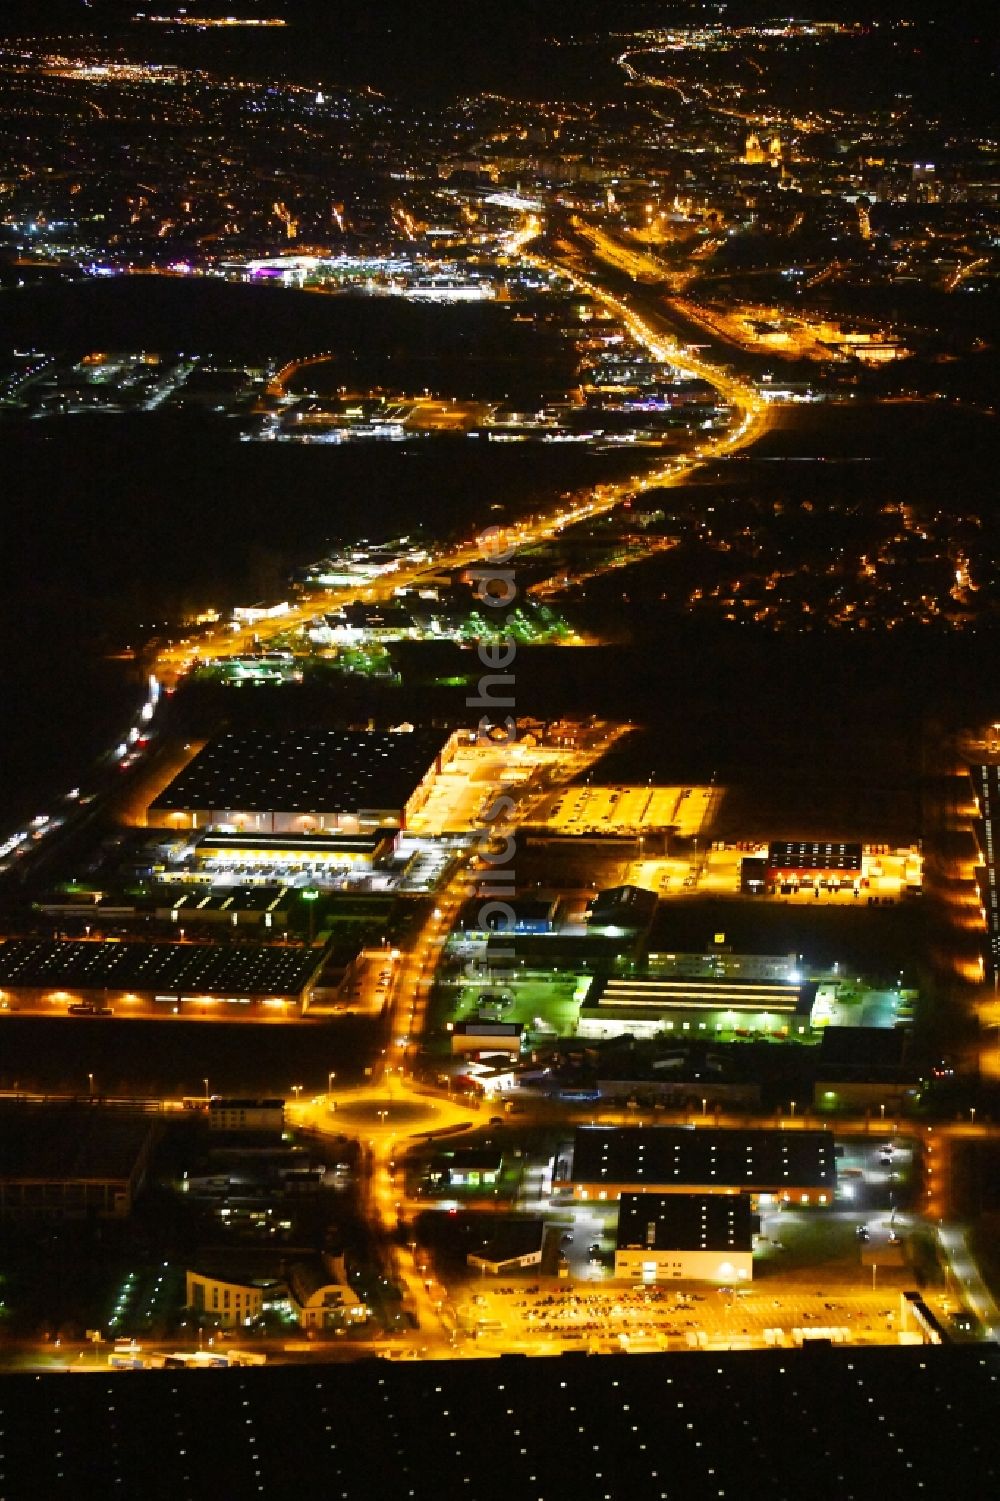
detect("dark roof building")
(148, 728), (455, 833)
(463, 896), (561, 934)
(767, 841), (863, 874)
(467, 1217), (545, 1273)
(0, 938), (326, 1015)
(1, 1347), (997, 1498)
(586, 884), (658, 933)
(563, 1125), (836, 1202)
(616, 1192), (753, 1255)
(483, 930), (642, 970)
(0, 1103), (158, 1218)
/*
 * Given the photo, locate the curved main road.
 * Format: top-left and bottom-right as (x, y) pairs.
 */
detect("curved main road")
(152, 230), (772, 684)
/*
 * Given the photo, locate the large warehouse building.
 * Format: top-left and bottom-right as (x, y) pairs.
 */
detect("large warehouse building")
(0, 938), (327, 1017)
(561, 1126), (836, 1204)
(147, 727), (459, 834)
(577, 971), (816, 1040)
(3, 1346), (998, 1498)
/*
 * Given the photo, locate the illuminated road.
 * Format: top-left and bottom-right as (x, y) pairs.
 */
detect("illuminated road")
(149, 221), (771, 685)
(286, 851), (484, 1347)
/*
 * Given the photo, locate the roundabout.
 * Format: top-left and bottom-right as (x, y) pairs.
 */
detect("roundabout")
(332, 1094), (441, 1130)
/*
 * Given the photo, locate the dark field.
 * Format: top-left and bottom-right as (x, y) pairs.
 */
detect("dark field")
(0, 1015), (380, 1097)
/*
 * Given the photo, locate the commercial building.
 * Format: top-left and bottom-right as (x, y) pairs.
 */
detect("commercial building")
(973, 763), (1000, 980)
(427, 1149), (503, 1190)
(450, 1020), (524, 1056)
(766, 842), (863, 885)
(586, 884), (658, 934)
(562, 1126), (835, 1204)
(147, 728), (458, 834)
(644, 942), (799, 982)
(0, 1104), (158, 1219)
(614, 1192), (754, 1283)
(4, 1346), (999, 1497)
(813, 1027), (921, 1112)
(185, 1270), (271, 1327)
(286, 1253), (367, 1330)
(467, 1218), (545, 1274)
(209, 1099), (285, 1134)
(577, 972), (815, 1040)
(458, 1057), (520, 1098)
(190, 828), (396, 876)
(482, 930), (643, 971)
(594, 1054), (762, 1111)
(462, 896), (562, 934)
(0, 938), (327, 1017)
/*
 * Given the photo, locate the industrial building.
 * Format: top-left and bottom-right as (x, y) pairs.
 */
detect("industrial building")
(189, 829), (398, 876)
(2, 1347), (998, 1498)
(482, 929), (642, 971)
(449, 1019), (524, 1056)
(561, 1126), (836, 1203)
(156, 886), (294, 927)
(644, 940), (799, 981)
(0, 1103), (159, 1219)
(147, 727), (458, 834)
(766, 841), (863, 885)
(208, 1098), (285, 1134)
(467, 1218), (545, 1274)
(577, 972), (815, 1040)
(614, 1192), (754, 1283)
(0, 938), (327, 1017)
(585, 884), (658, 934)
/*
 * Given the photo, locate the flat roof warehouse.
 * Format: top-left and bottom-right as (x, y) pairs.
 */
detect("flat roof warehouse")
(0, 939), (325, 1003)
(1, 1347), (998, 1497)
(564, 1126), (836, 1200)
(149, 728), (455, 829)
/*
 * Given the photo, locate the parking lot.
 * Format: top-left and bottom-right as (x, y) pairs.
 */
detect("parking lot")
(533, 784), (717, 840)
(455, 1279), (917, 1355)
(408, 740), (594, 837)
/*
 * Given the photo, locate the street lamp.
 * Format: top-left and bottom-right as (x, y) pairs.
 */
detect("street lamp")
(203, 1077), (210, 1101)
(291, 1084), (303, 1102)
(88, 1072), (94, 1097)
(328, 1071), (336, 1094)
